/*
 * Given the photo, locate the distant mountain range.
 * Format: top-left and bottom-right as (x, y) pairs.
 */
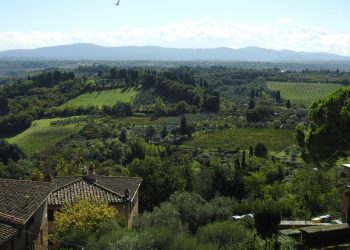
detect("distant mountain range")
(0, 43), (349, 61)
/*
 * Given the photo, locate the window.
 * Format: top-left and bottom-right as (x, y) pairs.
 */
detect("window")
(48, 209), (54, 221)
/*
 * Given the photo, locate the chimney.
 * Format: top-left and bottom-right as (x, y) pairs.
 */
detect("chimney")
(82, 163), (97, 182)
(44, 173), (53, 182)
(123, 189), (130, 201)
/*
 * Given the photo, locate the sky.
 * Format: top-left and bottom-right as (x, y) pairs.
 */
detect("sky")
(1, 0), (350, 55)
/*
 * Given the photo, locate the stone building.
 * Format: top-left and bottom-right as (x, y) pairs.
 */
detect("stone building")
(0, 179), (53, 250)
(47, 173), (142, 231)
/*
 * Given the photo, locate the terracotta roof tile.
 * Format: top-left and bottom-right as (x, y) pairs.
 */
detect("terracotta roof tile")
(50, 176), (142, 206)
(0, 222), (18, 245)
(0, 179), (53, 225)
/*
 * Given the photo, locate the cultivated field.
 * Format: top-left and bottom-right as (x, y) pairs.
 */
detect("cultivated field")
(266, 81), (342, 107)
(183, 127), (294, 152)
(8, 118), (82, 155)
(61, 88), (139, 108)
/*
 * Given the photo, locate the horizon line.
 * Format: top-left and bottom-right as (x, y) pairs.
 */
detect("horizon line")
(0, 43), (347, 57)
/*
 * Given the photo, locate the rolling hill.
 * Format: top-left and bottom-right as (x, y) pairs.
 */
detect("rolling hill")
(0, 43), (349, 61)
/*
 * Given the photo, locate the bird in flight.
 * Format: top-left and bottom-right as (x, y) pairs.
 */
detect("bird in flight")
(115, 0), (120, 5)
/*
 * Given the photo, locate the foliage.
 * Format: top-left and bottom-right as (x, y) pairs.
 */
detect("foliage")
(254, 143), (268, 158)
(254, 200), (281, 239)
(297, 88), (350, 166)
(0, 139), (24, 164)
(197, 220), (249, 248)
(129, 155), (191, 211)
(54, 199), (117, 247)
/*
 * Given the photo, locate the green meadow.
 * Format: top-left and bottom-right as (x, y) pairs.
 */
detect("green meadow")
(8, 118), (82, 155)
(61, 88), (139, 108)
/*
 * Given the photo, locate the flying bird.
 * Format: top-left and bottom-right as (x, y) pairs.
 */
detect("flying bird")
(115, 0), (120, 5)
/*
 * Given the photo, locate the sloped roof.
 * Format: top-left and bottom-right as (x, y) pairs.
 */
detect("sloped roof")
(0, 222), (18, 245)
(49, 176), (142, 206)
(0, 179), (53, 225)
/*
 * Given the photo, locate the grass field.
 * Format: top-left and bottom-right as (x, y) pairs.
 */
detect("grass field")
(266, 81), (342, 107)
(183, 128), (294, 152)
(8, 118), (82, 155)
(61, 88), (139, 108)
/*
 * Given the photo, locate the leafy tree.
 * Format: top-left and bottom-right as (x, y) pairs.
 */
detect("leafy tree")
(286, 99), (291, 108)
(180, 115), (188, 135)
(0, 112), (33, 136)
(233, 158), (244, 199)
(248, 98), (255, 110)
(175, 101), (188, 115)
(54, 199), (117, 247)
(202, 93), (220, 112)
(130, 155), (189, 211)
(145, 125), (156, 141)
(250, 88), (255, 99)
(119, 129), (127, 143)
(178, 115), (194, 137)
(153, 97), (167, 116)
(134, 202), (183, 233)
(249, 146), (254, 157)
(0, 160), (30, 179)
(275, 90), (282, 103)
(0, 96), (9, 116)
(254, 200), (281, 239)
(197, 220), (249, 249)
(161, 125), (168, 139)
(241, 150), (246, 168)
(111, 101), (133, 117)
(296, 88), (350, 166)
(0, 139), (24, 164)
(243, 172), (266, 199)
(169, 192), (209, 234)
(254, 143), (268, 158)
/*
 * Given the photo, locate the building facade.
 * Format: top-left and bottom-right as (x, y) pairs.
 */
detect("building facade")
(47, 174), (142, 231)
(0, 179), (53, 250)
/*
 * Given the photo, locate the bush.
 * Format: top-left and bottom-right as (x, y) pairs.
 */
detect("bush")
(254, 143), (268, 158)
(254, 200), (281, 239)
(197, 220), (249, 248)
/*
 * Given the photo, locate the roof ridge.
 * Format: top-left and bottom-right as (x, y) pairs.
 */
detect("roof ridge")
(0, 178), (52, 185)
(97, 176), (142, 179)
(52, 177), (82, 191)
(53, 175), (141, 179)
(0, 211), (26, 225)
(91, 181), (124, 198)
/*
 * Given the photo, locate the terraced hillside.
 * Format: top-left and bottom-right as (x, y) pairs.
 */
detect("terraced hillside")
(184, 127), (294, 152)
(267, 81), (342, 107)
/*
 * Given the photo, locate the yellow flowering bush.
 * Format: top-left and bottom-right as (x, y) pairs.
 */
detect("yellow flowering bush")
(54, 198), (117, 247)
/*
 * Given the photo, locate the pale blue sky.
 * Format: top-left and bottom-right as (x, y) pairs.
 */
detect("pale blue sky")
(1, 0), (350, 54)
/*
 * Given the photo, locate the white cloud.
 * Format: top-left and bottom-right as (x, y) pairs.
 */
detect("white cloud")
(1, 20), (350, 56)
(277, 17), (294, 24)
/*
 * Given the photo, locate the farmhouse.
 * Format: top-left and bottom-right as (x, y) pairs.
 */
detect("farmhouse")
(0, 179), (53, 250)
(47, 171), (142, 230)
(0, 173), (141, 250)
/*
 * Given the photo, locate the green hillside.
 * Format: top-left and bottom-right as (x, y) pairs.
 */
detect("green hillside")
(183, 127), (294, 152)
(8, 118), (82, 155)
(267, 81), (342, 107)
(61, 88), (139, 108)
